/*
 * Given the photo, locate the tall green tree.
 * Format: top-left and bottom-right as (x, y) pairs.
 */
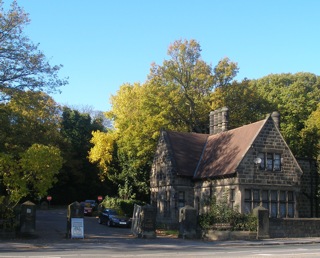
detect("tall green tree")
(0, 144), (62, 208)
(100, 83), (158, 200)
(0, 1), (67, 216)
(0, 0), (68, 101)
(300, 103), (320, 159)
(251, 73), (320, 157)
(210, 78), (272, 129)
(51, 107), (115, 204)
(0, 91), (63, 208)
(0, 91), (62, 154)
(147, 39), (236, 133)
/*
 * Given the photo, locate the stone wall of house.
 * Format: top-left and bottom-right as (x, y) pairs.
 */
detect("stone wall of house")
(150, 131), (195, 229)
(269, 218), (320, 238)
(194, 178), (239, 214)
(235, 118), (302, 216)
(238, 117), (301, 187)
(296, 158), (319, 218)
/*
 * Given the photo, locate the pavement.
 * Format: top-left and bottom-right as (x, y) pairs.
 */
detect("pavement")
(1, 234), (320, 252)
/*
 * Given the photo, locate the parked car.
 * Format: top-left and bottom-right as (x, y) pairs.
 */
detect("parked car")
(83, 200), (97, 216)
(98, 208), (131, 228)
(85, 200), (97, 208)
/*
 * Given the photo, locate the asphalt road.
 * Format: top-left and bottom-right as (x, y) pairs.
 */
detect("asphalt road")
(1, 208), (320, 257)
(22, 207), (134, 242)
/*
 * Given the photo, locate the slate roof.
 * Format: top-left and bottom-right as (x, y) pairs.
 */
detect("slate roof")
(194, 119), (266, 179)
(165, 131), (208, 177)
(165, 118), (267, 179)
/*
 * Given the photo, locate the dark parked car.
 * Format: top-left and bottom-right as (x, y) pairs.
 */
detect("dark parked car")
(83, 200), (97, 216)
(98, 208), (131, 228)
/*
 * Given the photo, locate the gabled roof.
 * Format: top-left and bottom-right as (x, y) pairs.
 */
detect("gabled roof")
(165, 131), (208, 177)
(164, 118), (267, 179)
(194, 119), (266, 179)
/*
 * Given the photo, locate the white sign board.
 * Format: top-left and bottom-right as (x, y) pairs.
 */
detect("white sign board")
(71, 218), (84, 239)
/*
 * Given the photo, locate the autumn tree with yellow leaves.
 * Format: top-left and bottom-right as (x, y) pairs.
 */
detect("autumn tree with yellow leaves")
(88, 39), (239, 200)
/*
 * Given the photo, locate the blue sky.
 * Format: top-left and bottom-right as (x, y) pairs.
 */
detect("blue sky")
(10, 0), (320, 111)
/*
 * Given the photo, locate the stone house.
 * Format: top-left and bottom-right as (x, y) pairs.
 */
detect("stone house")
(150, 107), (318, 229)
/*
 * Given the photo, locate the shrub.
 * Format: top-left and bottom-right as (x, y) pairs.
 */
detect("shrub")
(198, 196), (257, 231)
(100, 196), (145, 217)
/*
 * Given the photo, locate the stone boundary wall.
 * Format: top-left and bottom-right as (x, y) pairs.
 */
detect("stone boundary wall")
(269, 218), (320, 238)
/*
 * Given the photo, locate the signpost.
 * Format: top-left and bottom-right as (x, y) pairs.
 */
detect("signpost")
(71, 218), (84, 239)
(47, 195), (52, 208)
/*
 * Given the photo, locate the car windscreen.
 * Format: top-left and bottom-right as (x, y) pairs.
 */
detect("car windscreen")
(107, 210), (118, 215)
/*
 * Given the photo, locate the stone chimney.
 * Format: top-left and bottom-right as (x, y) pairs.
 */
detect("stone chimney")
(271, 111), (280, 129)
(221, 107), (229, 132)
(209, 107), (229, 134)
(209, 111), (215, 134)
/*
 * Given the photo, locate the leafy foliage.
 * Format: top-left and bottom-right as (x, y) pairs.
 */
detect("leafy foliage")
(300, 103), (320, 160)
(92, 39), (239, 201)
(88, 130), (115, 179)
(0, 91), (62, 154)
(0, 144), (62, 207)
(147, 39), (235, 133)
(50, 107), (113, 204)
(100, 195), (145, 217)
(210, 79), (272, 128)
(0, 0), (67, 216)
(198, 195), (257, 231)
(0, 1), (68, 102)
(251, 73), (320, 157)
(0, 91), (63, 208)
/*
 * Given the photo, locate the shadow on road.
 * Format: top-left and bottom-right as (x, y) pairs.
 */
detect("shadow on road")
(15, 208), (135, 243)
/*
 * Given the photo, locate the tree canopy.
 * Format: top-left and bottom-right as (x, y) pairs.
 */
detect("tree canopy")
(0, 0), (68, 215)
(0, 91), (63, 208)
(89, 39), (240, 200)
(49, 107), (115, 204)
(89, 40), (320, 203)
(251, 72), (320, 157)
(0, 0), (68, 102)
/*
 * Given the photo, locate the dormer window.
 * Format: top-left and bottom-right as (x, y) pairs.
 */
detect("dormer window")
(258, 152), (281, 171)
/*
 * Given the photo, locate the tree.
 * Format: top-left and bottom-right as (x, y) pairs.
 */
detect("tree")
(20, 144), (63, 199)
(90, 39), (239, 201)
(148, 39), (215, 133)
(210, 78), (272, 129)
(51, 107), (114, 204)
(0, 91), (62, 154)
(102, 83), (158, 200)
(300, 103), (320, 159)
(0, 1), (68, 216)
(0, 144), (62, 208)
(251, 73), (320, 157)
(0, 91), (63, 218)
(0, 0), (68, 102)
(213, 57), (239, 89)
(89, 130), (115, 179)
(68, 104), (113, 130)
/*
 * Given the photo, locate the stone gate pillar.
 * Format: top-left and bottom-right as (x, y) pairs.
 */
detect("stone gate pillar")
(253, 206), (270, 239)
(179, 205), (197, 239)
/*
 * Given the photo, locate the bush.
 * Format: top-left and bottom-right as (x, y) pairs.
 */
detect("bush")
(100, 196), (145, 217)
(0, 204), (19, 232)
(198, 196), (257, 231)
